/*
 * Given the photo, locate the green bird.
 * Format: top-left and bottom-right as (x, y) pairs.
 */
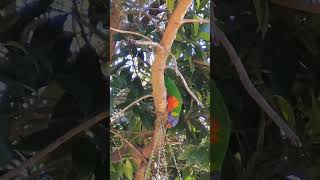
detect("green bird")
(164, 76), (182, 128)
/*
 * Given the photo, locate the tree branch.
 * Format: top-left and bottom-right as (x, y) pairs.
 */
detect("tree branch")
(111, 130), (148, 164)
(110, 27), (152, 41)
(0, 112), (108, 180)
(182, 19), (210, 24)
(213, 25), (301, 147)
(110, 0), (125, 62)
(134, 0), (193, 179)
(110, 94), (153, 123)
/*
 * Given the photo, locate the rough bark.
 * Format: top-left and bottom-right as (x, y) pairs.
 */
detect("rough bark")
(134, 0), (193, 179)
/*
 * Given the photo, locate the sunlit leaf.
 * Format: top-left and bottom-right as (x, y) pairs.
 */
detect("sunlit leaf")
(166, 0), (175, 12)
(274, 95), (295, 128)
(123, 159), (133, 180)
(177, 145), (197, 160)
(193, 15), (199, 37)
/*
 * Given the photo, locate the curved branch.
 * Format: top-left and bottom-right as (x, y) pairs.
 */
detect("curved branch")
(110, 94), (153, 123)
(0, 112), (108, 180)
(182, 19), (210, 24)
(213, 25), (301, 147)
(110, 27), (152, 41)
(111, 130), (148, 164)
(135, 0), (193, 179)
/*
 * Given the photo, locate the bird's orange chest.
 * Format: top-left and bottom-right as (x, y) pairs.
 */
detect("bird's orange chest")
(167, 96), (179, 112)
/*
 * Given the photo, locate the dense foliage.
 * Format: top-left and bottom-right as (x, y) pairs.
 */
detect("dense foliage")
(214, 0), (320, 179)
(110, 0), (210, 179)
(0, 0), (107, 179)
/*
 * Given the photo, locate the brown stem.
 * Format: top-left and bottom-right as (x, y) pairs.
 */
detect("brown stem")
(111, 130), (148, 165)
(133, 0), (193, 179)
(110, 0), (124, 62)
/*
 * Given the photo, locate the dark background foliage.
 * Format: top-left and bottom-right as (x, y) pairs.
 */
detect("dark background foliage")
(0, 0), (108, 179)
(213, 0), (320, 179)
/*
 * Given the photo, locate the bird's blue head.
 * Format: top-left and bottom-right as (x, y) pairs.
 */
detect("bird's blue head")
(166, 112), (179, 128)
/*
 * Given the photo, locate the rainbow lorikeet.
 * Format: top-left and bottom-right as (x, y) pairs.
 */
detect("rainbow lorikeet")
(164, 76), (182, 129)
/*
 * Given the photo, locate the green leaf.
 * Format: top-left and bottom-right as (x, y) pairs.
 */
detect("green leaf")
(195, 90), (203, 102)
(252, 0), (269, 38)
(166, 0), (175, 12)
(110, 174), (120, 180)
(199, 173), (210, 179)
(274, 95), (295, 128)
(211, 81), (231, 172)
(198, 33), (209, 41)
(123, 159), (133, 180)
(192, 15), (199, 37)
(194, 45), (205, 60)
(116, 163), (124, 178)
(199, 0), (209, 10)
(182, 167), (192, 178)
(3, 41), (28, 55)
(198, 24), (210, 41)
(177, 145), (197, 160)
(176, 33), (185, 42)
(188, 56), (194, 73)
(110, 163), (116, 173)
(192, 147), (209, 162)
(184, 176), (194, 180)
(39, 81), (65, 100)
(196, 0), (200, 10)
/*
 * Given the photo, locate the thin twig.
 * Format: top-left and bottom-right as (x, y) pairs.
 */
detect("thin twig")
(111, 136), (122, 164)
(122, 38), (178, 69)
(125, 39), (160, 47)
(213, 25), (301, 147)
(182, 19), (210, 24)
(194, 60), (210, 67)
(140, 11), (164, 35)
(111, 130), (148, 165)
(0, 112), (108, 180)
(110, 94), (153, 123)
(114, 130), (154, 135)
(166, 66), (204, 108)
(163, 126), (182, 180)
(110, 27), (152, 41)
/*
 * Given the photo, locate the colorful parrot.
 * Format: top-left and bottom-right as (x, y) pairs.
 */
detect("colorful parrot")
(164, 76), (182, 129)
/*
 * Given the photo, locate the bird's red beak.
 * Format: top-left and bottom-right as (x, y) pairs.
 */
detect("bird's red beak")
(166, 123), (172, 128)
